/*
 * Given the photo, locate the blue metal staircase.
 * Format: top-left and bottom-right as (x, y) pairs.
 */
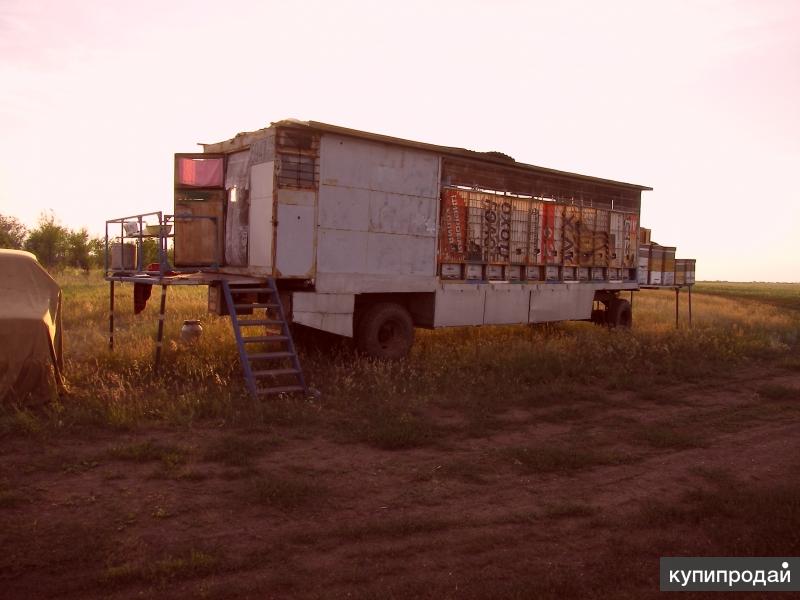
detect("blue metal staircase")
(221, 279), (308, 398)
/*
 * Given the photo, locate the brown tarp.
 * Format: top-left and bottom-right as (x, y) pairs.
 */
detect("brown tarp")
(0, 250), (64, 403)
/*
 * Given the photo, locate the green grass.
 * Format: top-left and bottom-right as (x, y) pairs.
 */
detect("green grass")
(694, 281), (800, 311)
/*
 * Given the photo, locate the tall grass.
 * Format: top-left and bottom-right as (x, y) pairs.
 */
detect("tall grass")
(3, 272), (799, 436)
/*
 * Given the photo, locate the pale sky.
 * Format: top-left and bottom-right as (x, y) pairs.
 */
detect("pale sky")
(1, 0), (798, 281)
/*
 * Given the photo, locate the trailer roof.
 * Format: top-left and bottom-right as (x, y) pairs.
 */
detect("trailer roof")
(201, 119), (653, 192)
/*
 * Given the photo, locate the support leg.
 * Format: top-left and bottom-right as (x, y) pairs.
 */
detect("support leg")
(688, 285), (693, 329)
(109, 280), (115, 351)
(675, 288), (680, 329)
(154, 285), (167, 373)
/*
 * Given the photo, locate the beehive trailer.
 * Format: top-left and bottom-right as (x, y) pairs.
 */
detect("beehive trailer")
(106, 120), (659, 394)
(179, 120), (649, 358)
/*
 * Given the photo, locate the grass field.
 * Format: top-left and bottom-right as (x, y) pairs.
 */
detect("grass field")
(1, 275), (799, 598)
(693, 281), (800, 311)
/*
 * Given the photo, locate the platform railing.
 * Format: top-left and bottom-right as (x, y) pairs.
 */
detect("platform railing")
(104, 211), (220, 277)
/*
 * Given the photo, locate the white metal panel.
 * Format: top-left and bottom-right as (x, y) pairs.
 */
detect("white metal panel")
(320, 134), (439, 198)
(318, 185), (370, 231)
(484, 284), (531, 324)
(529, 284), (594, 322)
(369, 191), (437, 236)
(293, 312), (353, 337)
(434, 284), (485, 327)
(317, 229), (368, 273)
(277, 189), (315, 207)
(292, 292), (354, 313)
(249, 161), (273, 268)
(366, 233), (435, 276)
(276, 204), (314, 277)
(315, 273), (437, 294)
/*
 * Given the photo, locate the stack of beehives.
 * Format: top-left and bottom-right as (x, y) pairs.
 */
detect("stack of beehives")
(637, 228), (695, 286)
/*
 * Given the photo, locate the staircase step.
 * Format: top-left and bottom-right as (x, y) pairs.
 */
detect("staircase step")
(242, 335), (289, 343)
(247, 351), (294, 360)
(236, 319), (284, 327)
(234, 303), (279, 310)
(252, 368), (300, 378)
(257, 385), (305, 395)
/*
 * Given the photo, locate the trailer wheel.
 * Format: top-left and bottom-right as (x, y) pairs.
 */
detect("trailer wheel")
(607, 298), (632, 328)
(590, 308), (606, 325)
(356, 303), (414, 359)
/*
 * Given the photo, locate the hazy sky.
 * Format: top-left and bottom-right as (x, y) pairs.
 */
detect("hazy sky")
(1, 0), (798, 281)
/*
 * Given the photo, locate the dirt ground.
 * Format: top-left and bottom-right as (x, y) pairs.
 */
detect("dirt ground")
(2, 367), (800, 599)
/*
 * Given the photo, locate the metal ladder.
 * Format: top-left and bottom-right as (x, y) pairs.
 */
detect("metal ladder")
(221, 279), (308, 398)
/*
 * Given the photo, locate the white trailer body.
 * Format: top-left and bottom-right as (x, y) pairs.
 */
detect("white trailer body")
(177, 120), (649, 352)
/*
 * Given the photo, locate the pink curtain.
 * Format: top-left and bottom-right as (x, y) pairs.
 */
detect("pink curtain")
(177, 158), (223, 187)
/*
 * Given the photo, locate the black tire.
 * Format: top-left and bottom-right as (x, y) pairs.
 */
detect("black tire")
(355, 303), (414, 359)
(606, 298), (632, 328)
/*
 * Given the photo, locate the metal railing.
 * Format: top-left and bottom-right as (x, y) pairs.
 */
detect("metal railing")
(104, 211), (220, 276)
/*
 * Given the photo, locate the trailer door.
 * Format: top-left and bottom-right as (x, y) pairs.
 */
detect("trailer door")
(174, 153), (225, 267)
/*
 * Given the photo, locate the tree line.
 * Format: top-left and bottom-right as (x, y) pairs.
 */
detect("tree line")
(0, 212), (162, 272)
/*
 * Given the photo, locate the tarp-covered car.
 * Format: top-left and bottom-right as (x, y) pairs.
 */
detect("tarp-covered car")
(0, 249), (64, 402)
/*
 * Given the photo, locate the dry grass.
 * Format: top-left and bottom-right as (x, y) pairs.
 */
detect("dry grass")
(2, 273), (799, 446)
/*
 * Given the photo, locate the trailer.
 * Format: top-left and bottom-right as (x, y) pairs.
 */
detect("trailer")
(106, 119), (667, 396)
